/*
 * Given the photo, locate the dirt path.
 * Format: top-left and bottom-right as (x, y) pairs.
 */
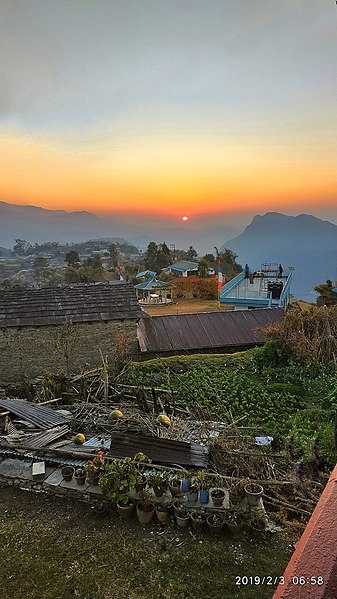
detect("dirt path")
(145, 299), (233, 316)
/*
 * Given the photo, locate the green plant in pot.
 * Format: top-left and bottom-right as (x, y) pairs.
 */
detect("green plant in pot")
(74, 467), (86, 486)
(137, 489), (155, 524)
(246, 507), (266, 536)
(99, 457), (137, 519)
(186, 474), (198, 503)
(210, 485), (225, 507)
(207, 513), (224, 535)
(224, 506), (245, 533)
(195, 470), (210, 504)
(169, 472), (181, 497)
(134, 452), (151, 493)
(228, 479), (245, 505)
(147, 470), (170, 497)
(190, 510), (207, 532)
(85, 451), (106, 485)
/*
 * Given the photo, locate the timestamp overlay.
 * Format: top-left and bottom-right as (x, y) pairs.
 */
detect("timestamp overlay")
(235, 575), (324, 586)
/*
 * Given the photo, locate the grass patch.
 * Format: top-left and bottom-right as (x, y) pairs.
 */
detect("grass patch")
(0, 487), (292, 599)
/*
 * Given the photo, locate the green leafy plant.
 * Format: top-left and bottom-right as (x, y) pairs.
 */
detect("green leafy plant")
(99, 457), (137, 505)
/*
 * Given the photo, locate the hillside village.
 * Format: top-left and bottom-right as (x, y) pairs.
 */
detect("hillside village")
(1, 251), (337, 598)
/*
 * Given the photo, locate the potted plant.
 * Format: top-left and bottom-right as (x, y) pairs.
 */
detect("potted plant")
(85, 451), (106, 485)
(244, 481), (264, 506)
(246, 507), (266, 536)
(175, 505), (190, 528)
(74, 468), (86, 486)
(186, 475), (198, 503)
(136, 490), (155, 525)
(224, 506), (245, 534)
(180, 469), (191, 492)
(228, 480), (245, 505)
(207, 513), (224, 535)
(210, 488), (225, 507)
(147, 470), (170, 498)
(195, 470), (209, 504)
(190, 510), (207, 532)
(169, 473), (181, 497)
(134, 452), (150, 492)
(61, 466), (74, 482)
(155, 503), (171, 525)
(99, 457), (137, 519)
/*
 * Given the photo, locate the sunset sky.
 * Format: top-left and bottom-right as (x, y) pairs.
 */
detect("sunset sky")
(0, 0), (336, 225)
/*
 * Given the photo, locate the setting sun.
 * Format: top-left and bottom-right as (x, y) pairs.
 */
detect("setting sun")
(182, 216), (188, 221)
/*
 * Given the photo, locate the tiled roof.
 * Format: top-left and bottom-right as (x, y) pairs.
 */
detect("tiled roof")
(137, 308), (283, 353)
(0, 282), (144, 327)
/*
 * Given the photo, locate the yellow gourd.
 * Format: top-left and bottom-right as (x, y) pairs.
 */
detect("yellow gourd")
(109, 409), (124, 419)
(157, 414), (171, 427)
(74, 433), (85, 445)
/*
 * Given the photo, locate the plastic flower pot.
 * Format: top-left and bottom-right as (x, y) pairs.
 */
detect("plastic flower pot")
(181, 479), (190, 492)
(61, 466), (74, 482)
(186, 489), (198, 504)
(244, 483), (264, 506)
(176, 510), (190, 528)
(199, 489), (209, 504)
(117, 499), (135, 520)
(210, 488), (225, 507)
(229, 491), (243, 506)
(136, 502), (155, 525)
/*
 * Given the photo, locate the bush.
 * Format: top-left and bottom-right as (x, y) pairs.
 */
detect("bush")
(252, 340), (292, 369)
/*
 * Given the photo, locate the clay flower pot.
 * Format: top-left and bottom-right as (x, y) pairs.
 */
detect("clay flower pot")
(210, 488), (225, 507)
(136, 502), (155, 525)
(207, 514), (224, 536)
(155, 504), (171, 525)
(117, 499), (135, 520)
(61, 466), (74, 482)
(191, 512), (207, 532)
(74, 469), (86, 486)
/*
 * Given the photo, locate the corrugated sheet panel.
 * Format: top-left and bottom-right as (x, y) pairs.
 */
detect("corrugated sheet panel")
(109, 432), (208, 467)
(137, 308), (283, 353)
(0, 399), (71, 429)
(22, 425), (70, 448)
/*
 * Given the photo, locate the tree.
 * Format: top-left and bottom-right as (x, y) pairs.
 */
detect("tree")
(108, 244), (119, 269)
(12, 239), (32, 256)
(144, 242), (159, 271)
(186, 245), (198, 259)
(33, 256), (48, 271)
(314, 280), (337, 306)
(198, 259), (209, 278)
(65, 250), (81, 268)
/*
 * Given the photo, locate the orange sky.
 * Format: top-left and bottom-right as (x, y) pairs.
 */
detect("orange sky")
(1, 127), (336, 218)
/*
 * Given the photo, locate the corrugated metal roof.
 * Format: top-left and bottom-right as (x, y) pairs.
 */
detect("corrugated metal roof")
(109, 432), (208, 467)
(0, 399), (71, 429)
(0, 282), (144, 327)
(167, 260), (198, 272)
(137, 308), (283, 353)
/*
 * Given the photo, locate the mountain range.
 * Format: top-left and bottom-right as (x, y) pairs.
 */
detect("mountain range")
(1, 201), (336, 300)
(221, 212), (337, 301)
(0, 201), (238, 252)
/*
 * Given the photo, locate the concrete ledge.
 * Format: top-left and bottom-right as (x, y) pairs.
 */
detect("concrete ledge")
(273, 465), (337, 599)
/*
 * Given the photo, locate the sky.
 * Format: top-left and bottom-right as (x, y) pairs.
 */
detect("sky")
(0, 0), (336, 227)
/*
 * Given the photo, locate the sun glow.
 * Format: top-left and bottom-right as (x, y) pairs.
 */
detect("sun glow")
(182, 216), (188, 221)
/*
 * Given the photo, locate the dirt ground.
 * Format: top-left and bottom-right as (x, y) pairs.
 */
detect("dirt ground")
(145, 299), (234, 316)
(0, 486), (294, 599)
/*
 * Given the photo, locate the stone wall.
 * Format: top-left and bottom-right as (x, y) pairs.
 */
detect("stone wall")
(0, 319), (139, 383)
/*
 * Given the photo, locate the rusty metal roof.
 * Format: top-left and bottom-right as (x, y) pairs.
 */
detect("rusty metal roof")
(137, 308), (283, 353)
(0, 282), (144, 327)
(0, 399), (71, 429)
(109, 432), (208, 467)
